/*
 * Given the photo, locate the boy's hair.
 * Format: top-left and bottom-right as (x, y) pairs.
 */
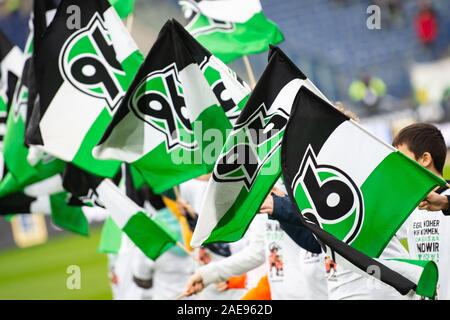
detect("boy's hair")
(392, 123), (447, 174)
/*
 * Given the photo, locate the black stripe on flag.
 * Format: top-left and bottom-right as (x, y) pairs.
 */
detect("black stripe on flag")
(0, 192), (35, 216)
(281, 87), (417, 295)
(0, 30), (14, 62)
(235, 46), (307, 127)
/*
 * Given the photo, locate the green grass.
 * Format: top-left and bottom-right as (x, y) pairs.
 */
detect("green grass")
(444, 164), (450, 180)
(0, 228), (112, 300)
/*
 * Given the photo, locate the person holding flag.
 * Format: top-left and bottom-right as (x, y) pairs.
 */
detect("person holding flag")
(393, 123), (450, 299)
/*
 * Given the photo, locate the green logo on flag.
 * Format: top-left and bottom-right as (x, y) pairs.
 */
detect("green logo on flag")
(59, 13), (126, 112)
(129, 63), (196, 152)
(181, 0), (235, 37)
(213, 103), (288, 190)
(292, 145), (364, 244)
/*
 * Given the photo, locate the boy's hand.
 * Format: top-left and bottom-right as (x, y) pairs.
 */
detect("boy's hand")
(259, 194), (274, 215)
(185, 272), (205, 296)
(419, 191), (449, 212)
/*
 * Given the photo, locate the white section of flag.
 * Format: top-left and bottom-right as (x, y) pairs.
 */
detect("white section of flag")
(316, 120), (393, 187)
(96, 179), (139, 229)
(39, 82), (105, 161)
(104, 7), (139, 63)
(188, 0), (262, 23)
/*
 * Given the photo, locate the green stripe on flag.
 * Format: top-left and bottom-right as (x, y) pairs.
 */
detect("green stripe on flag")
(189, 12), (284, 63)
(50, 193), (89, 236)
(353, 151), (445, 257)
(109, 0), (135, 19)
(389, 258), (439, 298)
(122, 212), (177, 260)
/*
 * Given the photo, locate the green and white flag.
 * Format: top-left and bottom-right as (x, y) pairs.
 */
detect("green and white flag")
(191, 47), (444, 297)
(109, 0), (135, 18)
(96, 179), (178, 260)
(280, 86), (446, 298)
(191, 47), (327, 246)
(26, 0), (144, 178)
(180, 0), (284, 63)
(94, 19), (250, 193)
(282, 87), (446, 257)
(0, 30), (23, 178)
(0, 176), (89, 236)
(1, 2), (65, 197)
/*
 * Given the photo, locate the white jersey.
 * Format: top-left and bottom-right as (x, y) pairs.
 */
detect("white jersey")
(111, 236), (148, 300)
(199, 215), (329, 300)
(398, 189), (450, 299)
(264, 218), (328, 300)
(180, 178), (249, 299)
(132, 245), (195, 300)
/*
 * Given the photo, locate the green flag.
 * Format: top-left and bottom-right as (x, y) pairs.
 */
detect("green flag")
(96, 179), (178, 260)
(180, 0), (284, 63)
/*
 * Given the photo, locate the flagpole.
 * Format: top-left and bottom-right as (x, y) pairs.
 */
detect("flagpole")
(242, 55), (257, 89)
(176, 241), (201, 263)
(175, 292), (189, 300)
(126, 14), (134, 33)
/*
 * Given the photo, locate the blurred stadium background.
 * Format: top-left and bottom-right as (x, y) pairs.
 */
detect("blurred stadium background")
(0, 0), (449, 299)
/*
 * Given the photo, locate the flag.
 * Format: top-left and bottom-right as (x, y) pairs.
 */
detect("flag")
(26, 0), (144, 178)
(281, 86), (445, 298)
(281, 86), (446, 258)
(96, 179), (178, 260)
(0, 188), (89, 236)
(180, 0), (284, 63)
(191, 46), (327, 246)
(109, 0), (135, 19)
(0, 30), (23, 113)
(94, 19), (251, 193)
(0, 30), (23, 178)
(1, 1), (65, 197)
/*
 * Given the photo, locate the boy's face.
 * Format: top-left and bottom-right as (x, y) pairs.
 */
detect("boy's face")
(396, 144), (417, 162)
(396, 143), (436, 174)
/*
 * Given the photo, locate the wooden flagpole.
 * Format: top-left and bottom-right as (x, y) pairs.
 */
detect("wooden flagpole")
(126, 14), (134, 33)
(242, 55), (257, 89)
(176, 241), (201, 263)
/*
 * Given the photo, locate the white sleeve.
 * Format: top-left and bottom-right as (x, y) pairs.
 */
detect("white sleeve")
(199, 215), (267, 286)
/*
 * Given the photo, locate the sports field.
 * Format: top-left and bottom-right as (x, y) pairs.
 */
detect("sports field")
(0, 228), (112, 300)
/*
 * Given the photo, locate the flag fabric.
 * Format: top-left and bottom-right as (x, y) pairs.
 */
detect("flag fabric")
(109, 0), (135, 19)
(26, 0), (144, 178)
(191, 46), (327, 247)
(96, 179), (178, 260)
(281, 86), (446, 258)
(180, 0), (284, 63)
(94, 19), (251, 193)
(1, 1), (65, 197)
(0, 30), (23, 114)
(98, 216), (122, 254)
(0, 30), (23, 178)
(0, 188), (89, 236)
(280, 86), (445, 298)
